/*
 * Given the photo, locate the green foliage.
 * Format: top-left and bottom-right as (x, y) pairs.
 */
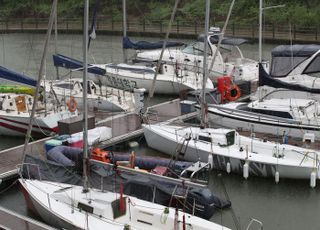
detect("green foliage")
(0, 0), (317, 28)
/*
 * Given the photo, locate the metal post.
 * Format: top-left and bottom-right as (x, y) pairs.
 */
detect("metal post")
(122, 0), (128, 63)
(82, 0), (89, 193)
(21, 0), (57, 163)
(259, 0), (262, 63)
(200, 0), (210, 128)
(54, 2), (59, 79)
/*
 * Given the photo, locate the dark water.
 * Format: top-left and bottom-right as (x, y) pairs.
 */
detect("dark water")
(0, 33), (319, 230)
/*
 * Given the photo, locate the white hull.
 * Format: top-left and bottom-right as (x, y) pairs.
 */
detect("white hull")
(143, 125), (320, 179)
(0, 110), (77, 137)
(44, 79), (134, 112)
(205, 105), (320, 140)
(96, 64), (213, 95)
(19, 179), (229, 230)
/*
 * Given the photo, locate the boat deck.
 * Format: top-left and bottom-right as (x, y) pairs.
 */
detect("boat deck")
(0, 206), (56, 230)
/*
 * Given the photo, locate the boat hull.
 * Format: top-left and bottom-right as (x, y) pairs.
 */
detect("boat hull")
(19, 180), (81, 230)
(143, 125), (319, 179)
(205, 106), (320, 140)
(0, 110), (76, 137)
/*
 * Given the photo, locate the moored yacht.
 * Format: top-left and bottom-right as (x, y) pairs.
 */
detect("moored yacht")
(143, 124), (320, 180)
(202, 97), (320, 140)
(43, 78), (143, 112)
(135, 27), (258, 84)
(252, 45), (320, 101)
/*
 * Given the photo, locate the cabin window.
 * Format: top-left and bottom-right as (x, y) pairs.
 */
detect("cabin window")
(226, 131), (235, 146)
(198, 135), (211, 143)
(270, 56), (308, 77)
(304, 54), (320, 75)
(250, 108), (293, 119)
(182, 42), (211, 56)
(112, 198), (127, 219)
(56, 83), (74, 90)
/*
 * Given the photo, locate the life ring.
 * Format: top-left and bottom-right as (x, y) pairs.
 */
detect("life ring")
(226, 85), (241, 101)
(67, 96), (77, 112)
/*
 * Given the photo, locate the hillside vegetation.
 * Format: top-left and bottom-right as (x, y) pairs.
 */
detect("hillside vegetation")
(0, 0), (318, 27)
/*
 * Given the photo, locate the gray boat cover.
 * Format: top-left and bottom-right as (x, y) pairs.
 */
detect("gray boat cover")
(23, 154), (231, 220)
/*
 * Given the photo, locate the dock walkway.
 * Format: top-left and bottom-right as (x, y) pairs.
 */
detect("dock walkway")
(0, 99), (194, 181)
(0, 206), (57, 230)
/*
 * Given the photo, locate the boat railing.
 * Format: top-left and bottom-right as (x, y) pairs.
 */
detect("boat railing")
(207, 103), (302, 125)
(90, 159), (207, 188)
(246, 218), (263, 230)
(180, 161), (211, 185)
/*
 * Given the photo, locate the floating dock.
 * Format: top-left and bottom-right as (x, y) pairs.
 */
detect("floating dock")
(0, 99), (196, 182)
(0, 206), (57, 230)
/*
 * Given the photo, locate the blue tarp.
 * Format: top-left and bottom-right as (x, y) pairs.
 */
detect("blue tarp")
(123, 36), (184, 50)
(53, 54), (106, 75)
(0, 66), (37, 87)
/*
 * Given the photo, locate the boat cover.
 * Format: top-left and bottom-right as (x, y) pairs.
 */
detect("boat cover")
(271, 44), (320, 57)
(259, 63), (320, 93)
(53, 54), (106, 75)
(270, 45), (320, 77)
(23, 154), (231, 220)
(46, 145), (83, 167)
(112, 153), (193, 171)
(122, 36), (184, 50)
(0, 66), (37, 87)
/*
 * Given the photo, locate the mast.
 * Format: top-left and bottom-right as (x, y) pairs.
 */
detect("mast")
(259, 0), (263, 63)
(122, 0), (128, 63)
(148, 0), (180, 100)
(208, 0), (235, 72)
(259, 1), (285, 64)
(83, 0), (89, 192)
(21, 0), (57, 163)
(54, 1), (60, 79)
(200, 0), (210, 128)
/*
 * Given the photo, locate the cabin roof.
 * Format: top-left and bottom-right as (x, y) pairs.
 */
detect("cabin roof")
(272, 44), (320, 57)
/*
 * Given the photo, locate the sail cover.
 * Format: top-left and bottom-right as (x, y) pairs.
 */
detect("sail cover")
(53, 54), (106, 75)
(0, 66), (37, 87)
(123, 36), (184, 50)
(258, 63), (320, 93)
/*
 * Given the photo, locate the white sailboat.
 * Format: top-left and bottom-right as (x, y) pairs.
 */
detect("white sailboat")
(252, 45), (320, 101)
(0, 92), (77, 137)
(94, 62), (214, 95)
(135, 27), (258, 83)
(43, 78), (142, 112)
(143, 0), (320, 184)
(143, 124), (320, 180)
(0, 66), (77, 137)
(19, 1), (230, 229)
(203, 97), (320, 140)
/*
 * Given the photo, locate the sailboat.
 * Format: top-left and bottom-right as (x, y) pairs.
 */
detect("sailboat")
(135, 27), (258, 84)
(202, 97), (320, 141)
(19, 1), (230, 229)
(252, 45), (320, 101)
(143, 1), (320, 183)
(0, 66), (77, 137)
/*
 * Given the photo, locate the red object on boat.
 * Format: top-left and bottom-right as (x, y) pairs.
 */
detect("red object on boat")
(119, 181), (125, 213)
(217, 76), (232, 102)
(151, 166), (168, 175)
